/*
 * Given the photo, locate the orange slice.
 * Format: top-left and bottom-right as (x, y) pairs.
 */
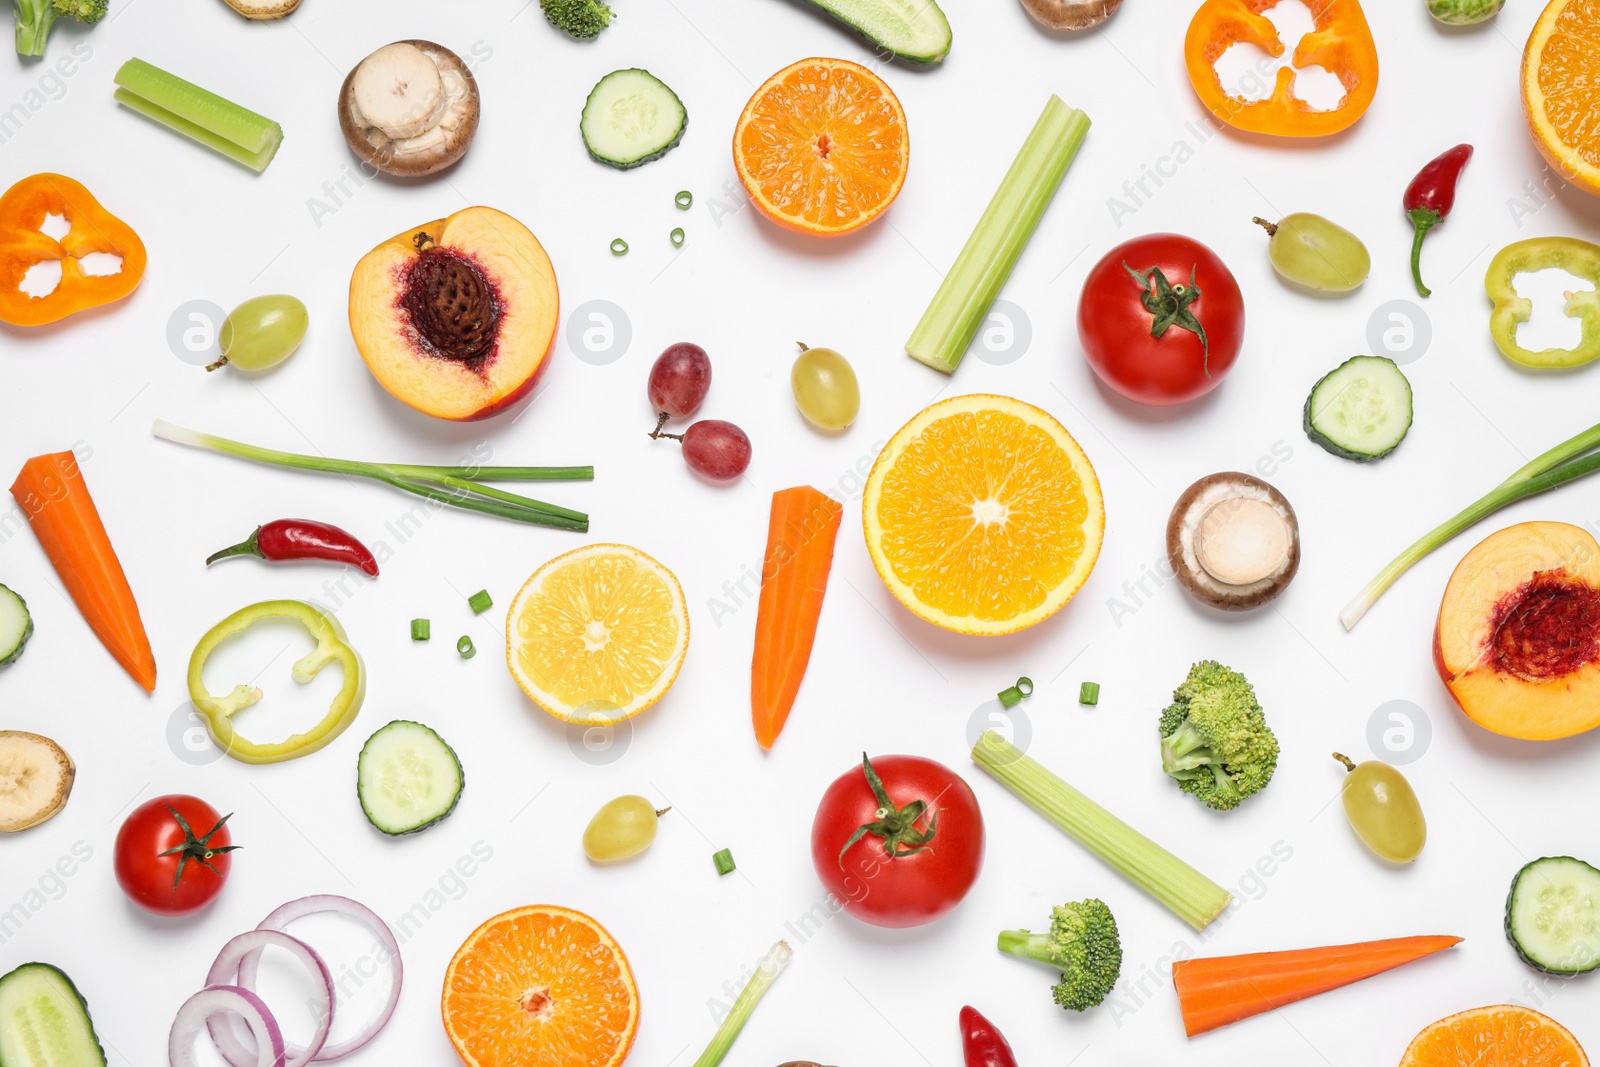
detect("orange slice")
(506, 543), (688, 726)
(1401, 1005), (1588, 1067)
(442, 905), (640, 1067)
(863, 394), (1104, 635)
(1525, 0), (1600, 195)
(733, 57), (909, 236)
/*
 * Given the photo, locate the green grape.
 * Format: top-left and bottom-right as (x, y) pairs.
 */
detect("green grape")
(1255, 214), (1370, 293)
(791, 343), (860, 430)
(1335, 753), (1426, 863)
(582, 795), (666, 863)
(211, 294), (308, 372)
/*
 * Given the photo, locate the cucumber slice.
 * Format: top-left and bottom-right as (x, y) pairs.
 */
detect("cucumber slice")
(1506, 855), (1600, 975)
(0, 963), (107, 1067)
(357, 720), (463, 836)
(1303, 354), (1413, 462)
(580, 69), (686, 170)
(0, 585), (32, 667)
(796, 0), (952, 63)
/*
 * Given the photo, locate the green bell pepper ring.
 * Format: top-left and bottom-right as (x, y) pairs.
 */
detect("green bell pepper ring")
(187, 600), (365, 764)
(1485, 237), (1600, 369)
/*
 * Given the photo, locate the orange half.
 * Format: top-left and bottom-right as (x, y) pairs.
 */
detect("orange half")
(1524, 0), (1600, 195)
(442, 905), (640, 1067)
(863, 394), (1104, 635)
(1401, 1005), (1588, 1067)
(733, 57), (909, 236)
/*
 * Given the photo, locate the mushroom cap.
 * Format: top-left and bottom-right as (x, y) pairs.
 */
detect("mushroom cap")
(1019, 0), (1123, 31)
(223, 0), (301, 18)
(338, 39), (480, 178)
(1166, 472), (1300, 611)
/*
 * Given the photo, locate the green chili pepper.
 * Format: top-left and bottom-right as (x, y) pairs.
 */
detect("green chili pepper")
(1485, 237), (1600, 369)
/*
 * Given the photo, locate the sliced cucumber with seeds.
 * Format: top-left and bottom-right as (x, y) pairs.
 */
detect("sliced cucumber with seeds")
(357, 720), (463, 836)
(0, 962), (107, 1067)
(1303, 355), (1413, 462)
(795, 0), (952, 64)
(1506, 855), (1600, 975)
(0, 585), (33, 667)
(581, 68), (686, 170)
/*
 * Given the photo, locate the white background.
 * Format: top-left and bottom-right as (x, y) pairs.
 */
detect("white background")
(3, 0), (1600, 1064)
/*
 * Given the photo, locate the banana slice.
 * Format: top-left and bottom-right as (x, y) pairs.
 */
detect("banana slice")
(0, 731), (74, 832)
(222, 0), (302, 18)
(350, 42), (446, 141)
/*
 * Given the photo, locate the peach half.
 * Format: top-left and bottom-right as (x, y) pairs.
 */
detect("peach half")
(1433, 521), (1600, 741)
(349, 206), (558, 421)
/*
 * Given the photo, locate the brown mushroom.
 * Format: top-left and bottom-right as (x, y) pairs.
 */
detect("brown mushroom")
(1019, 0), (1123, 31)
(1166, 472), (1299, 611)
(223, 0), (301, 18)
(338, 40), (480, 178)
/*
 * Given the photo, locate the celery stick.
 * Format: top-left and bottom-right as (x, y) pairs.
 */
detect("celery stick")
(906, 96), (1090, 374)
(114, 58), (283, 172)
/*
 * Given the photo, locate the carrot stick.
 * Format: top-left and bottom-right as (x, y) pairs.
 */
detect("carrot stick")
(751, 486), (842, 750)
(10, 452), (156, 692)
(1171, 934), (1462, 1036)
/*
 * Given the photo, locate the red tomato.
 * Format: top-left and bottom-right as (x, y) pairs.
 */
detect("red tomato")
(810, 754), (983, 928)
(1078, 233), (1245, 406)
(114, 794), (237, 916)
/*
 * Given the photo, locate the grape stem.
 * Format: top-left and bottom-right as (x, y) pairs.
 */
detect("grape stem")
(649, 412), (671, 438)
(1252, 216), (1278, 238)
(1332, 753), (1358, 773)
(652, 431), (685, 442)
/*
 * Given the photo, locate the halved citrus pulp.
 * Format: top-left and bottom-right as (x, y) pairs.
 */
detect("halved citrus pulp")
(506, 543), (688, 725)
(1400, 1005), (1588, 1067)
(863, 394), (1104, 635)
(1524, 0), (1600, 195)
(442, 905), (640, 1067)
(733, 57), (909, 236)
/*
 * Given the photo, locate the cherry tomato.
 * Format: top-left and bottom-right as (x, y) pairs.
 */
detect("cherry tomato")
(1078, 233), (1245, 406)
(811, 754), (984, 928)
(114, 794), (238, 916)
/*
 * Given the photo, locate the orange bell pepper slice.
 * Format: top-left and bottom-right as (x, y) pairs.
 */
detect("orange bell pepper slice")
(1184, 0), (1379, 138)
(0, 173), (147, 327)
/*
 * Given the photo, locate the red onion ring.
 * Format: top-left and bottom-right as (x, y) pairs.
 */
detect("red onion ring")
(170, 986), (285, 1067)
(206, 930), (333, 1067)
(239, 895), (403, 1061)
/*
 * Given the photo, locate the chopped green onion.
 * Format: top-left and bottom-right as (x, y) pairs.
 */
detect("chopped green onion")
(411, 619), (431, 641)
(998, 676), (1033, 709)
(691, 941), (791, 1067)
(906, 96), (1090, 374)
(152, 420), (591, 531)
(1079, 682), (1100, 705)
(468, 590), (493, 614)
(670, 227), (685, 248)
(713, 848), (736, 876)
(457, 636), (476, 659)
(675, 190), (694, 209)
(611, 238), (629, 256)
(972, 730), (1233, 930)
(114, 59), (283, 173)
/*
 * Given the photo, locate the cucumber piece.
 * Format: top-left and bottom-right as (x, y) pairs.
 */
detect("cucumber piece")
(0, 585), (32, 667)
(580, 69), (686, 170)
(357, 720), (463, 836)
(796, 0), (952, 63)
(1506, 855), (1600, 975)
(0, 963), (107, 1067)
(1303, 354), (1413, 462)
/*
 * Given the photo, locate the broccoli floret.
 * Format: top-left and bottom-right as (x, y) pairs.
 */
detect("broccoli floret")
(540, 0), (613, 39)
(14, 0), (104, 56)
(1159, 660), (1278, 811)
(997, 899), (1123, 1011)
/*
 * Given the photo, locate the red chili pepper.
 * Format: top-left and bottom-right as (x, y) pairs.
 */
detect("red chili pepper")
(960, 1006), (1019, 1067)
(1403, 144), (1473, 298)
(205, 519), (379, 576)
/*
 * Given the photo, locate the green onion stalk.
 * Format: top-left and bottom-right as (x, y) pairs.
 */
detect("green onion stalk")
(972, 731), (1233, 931)
(905, 95), (1091, 374)
(691, 941), (792, 1067)
(152, 420), (592, 531)
(1340, 419), (1600, 629)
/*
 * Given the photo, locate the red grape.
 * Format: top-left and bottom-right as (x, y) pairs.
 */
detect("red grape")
(648, 342), (711, 419)
(681, 420), (751, 480)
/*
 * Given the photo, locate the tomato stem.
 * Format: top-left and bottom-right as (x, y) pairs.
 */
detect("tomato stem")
(157, 805), (241, 891)
(1124, 262), (1210, 375)
(836, 753), (939, 864)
